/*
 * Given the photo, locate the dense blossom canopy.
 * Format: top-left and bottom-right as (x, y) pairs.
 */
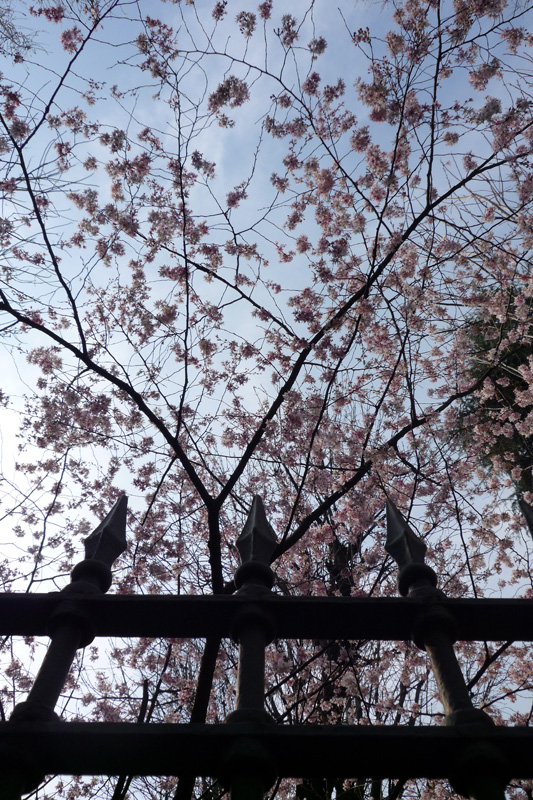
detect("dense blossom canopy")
(2, 0), (533, 797)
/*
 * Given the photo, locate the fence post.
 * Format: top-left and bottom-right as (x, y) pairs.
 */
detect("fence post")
(385, 499), (509, 800)
(5, 495), (127, 798)
(221, 496), (277, 800)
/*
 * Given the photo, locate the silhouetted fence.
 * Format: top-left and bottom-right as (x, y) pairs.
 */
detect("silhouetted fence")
(2, 494), (533, 800)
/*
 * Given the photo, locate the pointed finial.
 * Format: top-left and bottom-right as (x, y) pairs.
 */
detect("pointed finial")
(234, 496), (277, 590)
(236, 495), (277, 566)
(69, 495), (128, 593)
(84, 494), (128, 566)
(385, 499), (437, 596)
(385, 499), (427, 570)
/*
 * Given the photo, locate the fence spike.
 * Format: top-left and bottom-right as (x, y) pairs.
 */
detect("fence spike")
(84, 494), (128, 567)
(385, 499), (427, 571)
(236, 496), (277, 566)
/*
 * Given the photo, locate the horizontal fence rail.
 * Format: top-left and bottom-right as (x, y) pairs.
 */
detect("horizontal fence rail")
(0, 723), (532, 779)
(1, 593), (533, 641)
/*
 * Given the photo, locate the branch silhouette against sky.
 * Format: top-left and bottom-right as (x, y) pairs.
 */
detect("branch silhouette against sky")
(1, 0), (533, 798)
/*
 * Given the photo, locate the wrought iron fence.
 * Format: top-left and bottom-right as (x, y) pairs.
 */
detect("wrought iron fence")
(2, 494), (533, 800)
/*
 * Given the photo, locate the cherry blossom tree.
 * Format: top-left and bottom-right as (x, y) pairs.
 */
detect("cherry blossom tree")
(2, 0), (533, 798)
(458, 297), (533, 495)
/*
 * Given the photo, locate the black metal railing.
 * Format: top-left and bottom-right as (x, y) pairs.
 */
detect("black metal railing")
(2, 494), (533, 799)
